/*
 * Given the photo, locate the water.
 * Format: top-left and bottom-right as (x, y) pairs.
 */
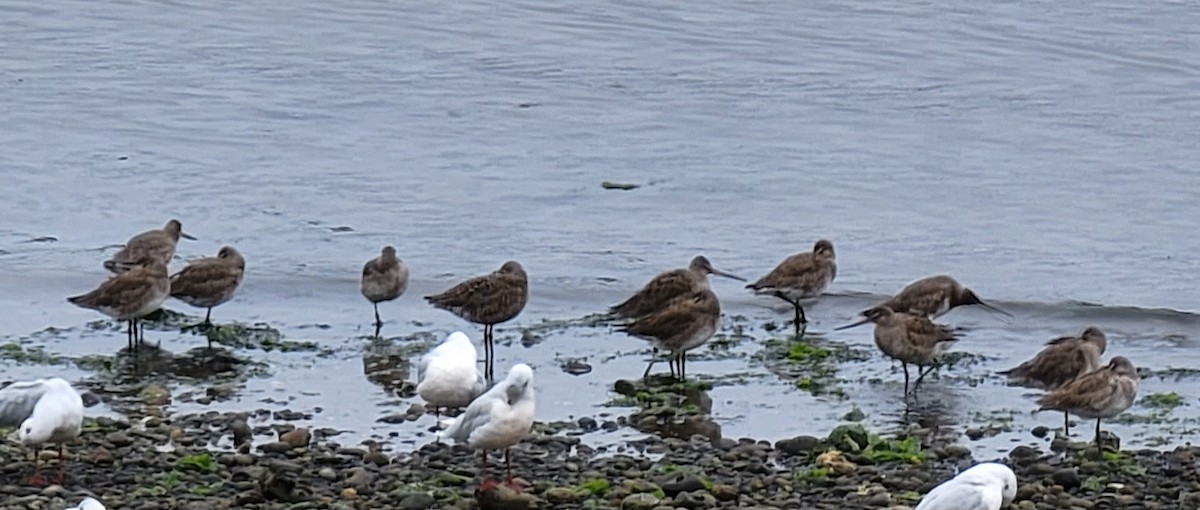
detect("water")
(2, 0), (1199, 455)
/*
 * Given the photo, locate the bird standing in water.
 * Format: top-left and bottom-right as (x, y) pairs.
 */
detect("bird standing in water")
(746, 239), (837, 337)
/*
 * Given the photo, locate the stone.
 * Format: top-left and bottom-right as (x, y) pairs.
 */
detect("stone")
(544, 487), (578, 504)
(140, 384), (171, 406)
(280, 427), (311, 448)
(775, 436), (822, 456)
(399, 492), (436, 510)
(259, 442), (293, 454)
(710, 484), (739, 502)
(622, 493), (661, 510)
(1052, 468), (1080, 490)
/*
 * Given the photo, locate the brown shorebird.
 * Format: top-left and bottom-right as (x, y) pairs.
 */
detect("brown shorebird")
(1037, 356), (1139, 455)
(837, 305), (959, 395)
(618, 289), (720, 380)
(69, 258), (170, 349)
(103, 219), (195, 273)
(361, 246), (410, 334)
(425, 261), (528, 380)
(611, 256), (744, 319)
(746, 239), (836, 336)
(867, 274), (1009, 321)
(169, 246), (246, 339)
(1000, 326), (1107, 435)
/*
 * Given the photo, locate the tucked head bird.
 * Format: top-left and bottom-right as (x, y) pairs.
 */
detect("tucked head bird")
(1000, 326), (1107, 435)
(103, 219), (195, 273)
(610, 255), (744, 319)
(914, 462), (1017, 510)
(169, 246), (246, 335)
(64, 497), (106, 510)
(361, 246), (410, 333)
(837, 305), (960, 395)
(425, 261), (528, 381)
(746, 239), (836, 336)
(856, 275), (1009, 325)
(417, 331), (487, 425)
(0, 378), (85, 486)
(1037, 356), (1138, 456)
(69, 257), (170, 349)
(441, 363), (536, 493)
(618, 289), (721, 380)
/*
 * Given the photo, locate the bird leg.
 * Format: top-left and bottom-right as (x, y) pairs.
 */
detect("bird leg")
(126, 320), (135, 350)
(28, 448), (48, 487)
(913, 364), (936, 388)
(373, 302), (382, 328)
(55, 443), (66, 485)
(504, 448), (524, 492)
(902, 363), (911, 395)
(1063, 412), (1071, 437)
(642, 348), (660, 379)
(483, 325), (495, 382)
(1094, 418), (1104, 458)
(478, 450), (498, 492)
(678, 351), (687, 381)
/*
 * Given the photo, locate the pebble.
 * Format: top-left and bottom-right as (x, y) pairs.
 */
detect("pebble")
(399, 492), (436, 510)
(622, 493), (661, 510)
(280, 427), (312, 448)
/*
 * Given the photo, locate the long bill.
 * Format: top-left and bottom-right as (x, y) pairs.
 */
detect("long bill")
(710, 268), (746, 282)
(977, 300), (1013, 318)
(833, 317), (873, 331)
(180, 231), (198, 240)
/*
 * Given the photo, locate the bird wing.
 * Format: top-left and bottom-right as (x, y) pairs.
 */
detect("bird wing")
(610, 269), (692, 317)
(69, 266), (158, 310)
(1001, 341), (1096, 390)
(425, 272), (527, 324)
(1037, 366), (1116, 412)
(880, 277), (952, 317)
(0, 380), (51, 427)
(618, 294), (705, 342)
(747, 253), (823, 291)
(915, 478), (1002, 510)
(442, 393), (500, 443)
(169, 258), (242, 299)
(905, 315), (959, 349)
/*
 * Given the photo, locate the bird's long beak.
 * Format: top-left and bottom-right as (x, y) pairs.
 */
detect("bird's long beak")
(180, 232), (197, 240)
(834, 317), (873, 331)
(710, 269), (746, 282)
(978, 301), (1013, 318)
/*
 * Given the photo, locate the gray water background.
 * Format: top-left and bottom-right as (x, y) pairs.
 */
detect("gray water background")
(2, 0), (1200, 456)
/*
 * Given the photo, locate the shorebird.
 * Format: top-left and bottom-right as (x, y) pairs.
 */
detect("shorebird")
(610, 255), (744, 319)
(361, 246), (410, 334)
(914, 462), (1017, 510)
(441, 363), (535, 493)
(837, 305), (960, 394)
(69, 258), (170, 349)
(746, 239), (836, 336)
(417, 331), (487, 425)
(618, 289), (720, 380)
(426, 261), (528, 380)
(1000, 326), (1107, 435)
(169, 246), (246, 335)
(1037, 356), (1139, 455)
(862, 275), (1010, 322)
(103, 219), (195, 273)
(0, 378), (85, 486)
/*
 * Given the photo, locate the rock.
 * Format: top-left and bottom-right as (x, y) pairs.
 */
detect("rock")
(365, 451), (390, 466)
(345, 467), (376, 488)
(938, 444), (971, 459)
(827, 425), (869, 452)
(578, 417), (599, 432)
(232, 419), (253, 446)
(478, 485), (540, 510)
(140, 384), (171, 406)
(280, 427), (311, 448)
(710, 484), (739, 502)
(259, 442), (293, 454)
(106, 432), (133, 448)
(89, 447), (114, 465)
(861, 492), (890, 506)
(1051, 468), (1080, 490)
(544, 487), (578, 504)
(1032, 425), (1050, 438)
(318, 468), (337, 481)
(775, 436), (823, 456)
(399, 492), (436, 510)
(622, 493), (661, 510)
(662, 475), (706, 497)
(676, 490), (718, 509)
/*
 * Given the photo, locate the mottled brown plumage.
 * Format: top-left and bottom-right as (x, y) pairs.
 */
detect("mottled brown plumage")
(426, 261), (528, 380)
(1038, 356), (1139, 454)
(610, 256), (743, 319)
(873, 275), (1009, 319)
(746, 240), (836, 334)
(1001, 326), (1108, 436)
(619, 289), (720, 380)
(69, 258), (170, 348)
(845, 305), (960, 394)
(103, 219), (195, 273)
(169, 246), (246, 328)
(361, 246), (410, 330)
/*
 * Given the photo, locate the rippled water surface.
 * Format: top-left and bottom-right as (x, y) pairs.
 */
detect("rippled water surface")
(2, 0), (1200, 455)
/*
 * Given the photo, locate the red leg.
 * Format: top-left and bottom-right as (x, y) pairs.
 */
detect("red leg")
(478, 450), (499, 492)
(56, 444), (65, 485)
(28, 449), (48, 487)
(504, 448), (525, 492)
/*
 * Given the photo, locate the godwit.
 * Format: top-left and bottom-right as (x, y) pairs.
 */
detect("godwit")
(103, 219), (195, 273)
(361, 246), (410, 334)
(610, 255), (743, 319)
(618, 289), (720, 380)
(441, 363), (535, 493)
(872, 275), (1009, 320)
(425, 261), (528, 380)
(68, 258), (170, 349)
(746, 239), (836, 336)
(0, 378), (85, 486)
(1000, 326), (1107, 435)
(837, 305), (959, 395)
(169, 246), (246, 337)
(1037, 356), (1139, 456)
(914, 462), (1017, 510)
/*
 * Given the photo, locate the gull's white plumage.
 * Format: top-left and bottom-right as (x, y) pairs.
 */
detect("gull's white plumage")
(0, 378), (85, 447)
(915, 462), (1017, 510)
(417, 331), (487, 410)
(65, 497), (106, 510)
(441, 363), (535, 450)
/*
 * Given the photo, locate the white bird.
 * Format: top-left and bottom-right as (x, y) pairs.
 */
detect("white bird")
(65, 497), (107, 510)
(441, 363), (535, 492)
(417, 331), (487, 422)
(915, 462), (1018, 510)
(0, 378), (86, 486)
